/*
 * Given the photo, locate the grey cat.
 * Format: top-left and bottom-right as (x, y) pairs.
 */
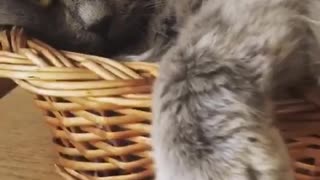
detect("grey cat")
(2, 0), (320, 180)
(0, 0), (153, 56)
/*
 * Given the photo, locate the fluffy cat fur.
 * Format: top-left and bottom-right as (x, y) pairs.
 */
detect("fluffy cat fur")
(142, 0), (320, 180)
(2, 0), (320, 180)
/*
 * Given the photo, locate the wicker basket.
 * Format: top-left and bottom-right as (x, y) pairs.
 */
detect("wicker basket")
(0, 27), (320, 180)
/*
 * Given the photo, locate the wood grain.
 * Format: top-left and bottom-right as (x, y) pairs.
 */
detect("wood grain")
(0, 87), (61, 180)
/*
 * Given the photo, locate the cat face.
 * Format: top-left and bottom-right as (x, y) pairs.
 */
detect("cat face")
(38, 0), (154, 31)
(59, 0), (155, 54)
(26, 0), (155, 55)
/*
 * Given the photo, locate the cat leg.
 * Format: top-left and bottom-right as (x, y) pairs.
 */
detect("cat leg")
(151, 46), (293, 180)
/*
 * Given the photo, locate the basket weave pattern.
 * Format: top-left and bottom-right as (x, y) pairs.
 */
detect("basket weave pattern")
(0, 28), (157, 180)
(276, 94), (320, 180)
(1, 27), (320, 180)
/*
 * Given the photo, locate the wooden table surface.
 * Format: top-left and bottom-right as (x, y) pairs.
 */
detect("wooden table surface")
(0, 87), (61, 180)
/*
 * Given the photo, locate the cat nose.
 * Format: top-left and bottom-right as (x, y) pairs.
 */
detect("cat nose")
(87, 16), (112, 33)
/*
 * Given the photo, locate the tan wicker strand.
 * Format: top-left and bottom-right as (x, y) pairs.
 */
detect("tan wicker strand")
(1, 27), (320, 180)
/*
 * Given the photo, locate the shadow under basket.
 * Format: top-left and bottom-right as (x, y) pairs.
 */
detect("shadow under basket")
(1, 27), (320, 180)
